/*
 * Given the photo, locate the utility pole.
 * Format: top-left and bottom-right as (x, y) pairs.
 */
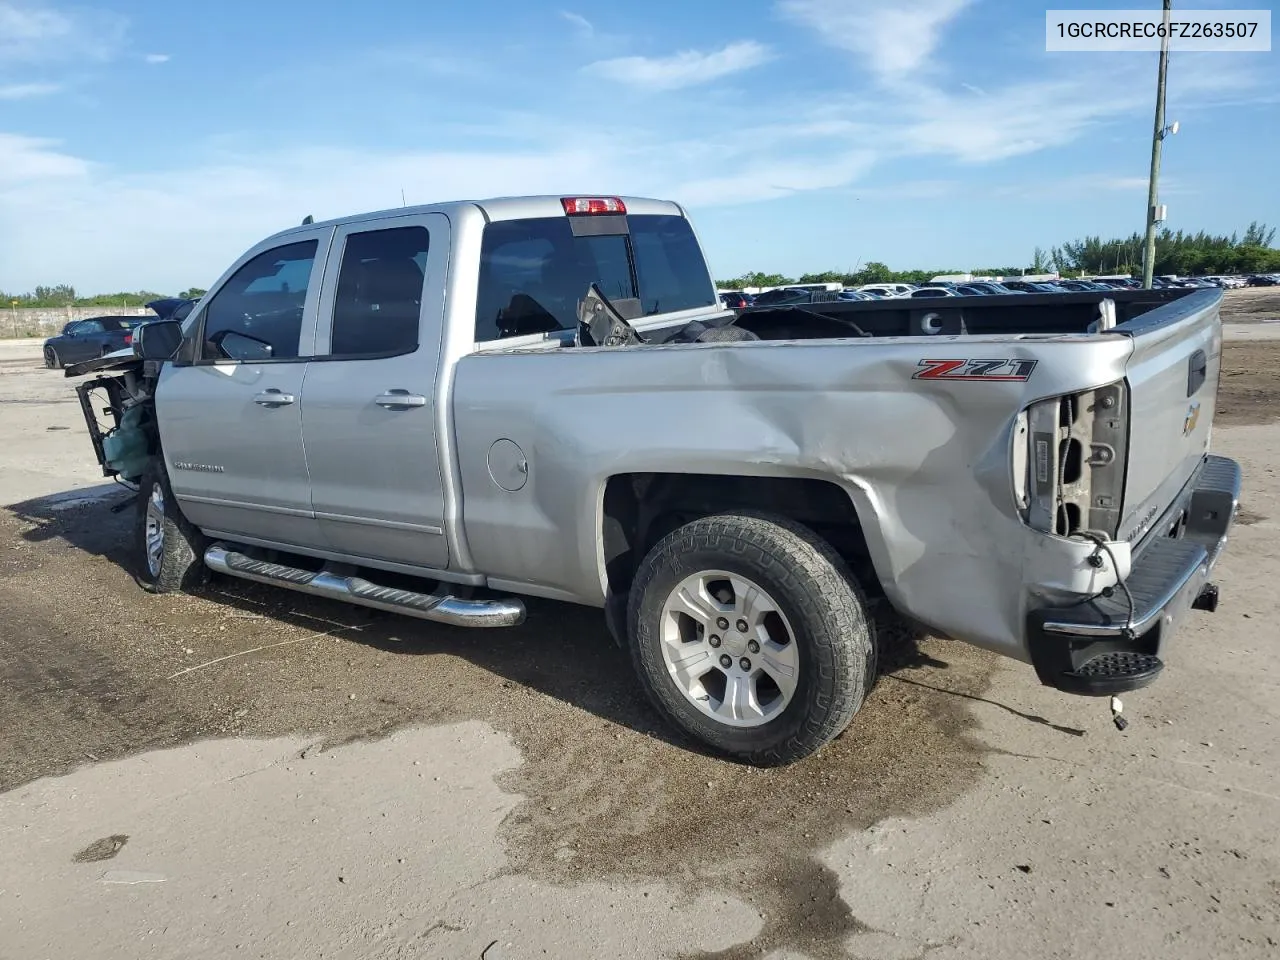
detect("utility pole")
(1142, 0), (1174, 289)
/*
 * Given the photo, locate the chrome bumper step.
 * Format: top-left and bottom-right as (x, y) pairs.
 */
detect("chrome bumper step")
(204, 543), (525, 628)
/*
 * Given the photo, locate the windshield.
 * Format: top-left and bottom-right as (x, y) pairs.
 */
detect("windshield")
(474, 214), (716, 341)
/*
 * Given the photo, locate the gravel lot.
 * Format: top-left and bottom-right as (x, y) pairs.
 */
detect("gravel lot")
(1, 327), (1277, 959)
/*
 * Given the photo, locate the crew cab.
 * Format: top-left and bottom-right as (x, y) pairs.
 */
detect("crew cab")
(66, 195), (1240, 765)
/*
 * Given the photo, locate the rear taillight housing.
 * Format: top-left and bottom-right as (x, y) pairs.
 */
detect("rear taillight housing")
(1013, 381), (1129, 538)
(123, 334), (133, 346)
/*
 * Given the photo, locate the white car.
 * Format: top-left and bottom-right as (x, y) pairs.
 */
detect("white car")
(857, 283), (914, 298)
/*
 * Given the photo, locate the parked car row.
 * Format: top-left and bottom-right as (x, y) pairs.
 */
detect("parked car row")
(719, 272), (1276, 309)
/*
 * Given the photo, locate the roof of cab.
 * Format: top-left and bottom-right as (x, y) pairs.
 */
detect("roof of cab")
(261, 195), (687, 244)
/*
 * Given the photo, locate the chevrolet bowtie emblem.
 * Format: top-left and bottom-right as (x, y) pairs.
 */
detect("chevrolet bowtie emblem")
(1183, 401), (1201, 437)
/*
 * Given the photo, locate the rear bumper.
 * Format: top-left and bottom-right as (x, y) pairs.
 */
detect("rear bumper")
(1026, 454), (1241, 696)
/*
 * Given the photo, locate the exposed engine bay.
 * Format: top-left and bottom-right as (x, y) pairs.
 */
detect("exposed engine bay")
(74, 361), (159, 485)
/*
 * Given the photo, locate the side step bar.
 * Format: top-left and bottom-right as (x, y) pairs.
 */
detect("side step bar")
(204, 544), (525, 628)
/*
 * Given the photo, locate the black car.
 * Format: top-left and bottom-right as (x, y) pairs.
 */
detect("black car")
(43, 316), (144, 369)
(748, 287), (815, 306)
(718, 291), (753, 309)
(1001, 280), (1065, 294)
(1247, 274), (1279, 286)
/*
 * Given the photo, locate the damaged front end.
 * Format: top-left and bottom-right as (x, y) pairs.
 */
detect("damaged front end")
(71, 357), (158, 485)
(68, 314), (184, 484)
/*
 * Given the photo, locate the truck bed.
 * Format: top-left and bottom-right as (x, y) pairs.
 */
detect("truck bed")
(726, 287), (1204, 340)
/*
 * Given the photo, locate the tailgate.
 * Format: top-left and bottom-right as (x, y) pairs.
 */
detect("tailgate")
(1117, 290), (1223, 543)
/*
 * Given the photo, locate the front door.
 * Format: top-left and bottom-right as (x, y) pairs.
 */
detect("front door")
(301, 213), (451, 569)
(63, 320), (104, 364)
(156, 231), (333, 549)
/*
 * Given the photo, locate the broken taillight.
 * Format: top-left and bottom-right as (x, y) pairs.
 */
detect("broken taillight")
(1015, 381), (1129, 538)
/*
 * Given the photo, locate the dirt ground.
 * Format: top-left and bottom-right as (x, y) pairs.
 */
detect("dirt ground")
(1218, 286), (1280, 325)
(1217, 340), (1280, 426)
(1, 332), (1277, 959)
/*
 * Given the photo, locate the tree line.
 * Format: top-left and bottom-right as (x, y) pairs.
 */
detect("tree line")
(717, 222), (1280, 288)
(1, 285), (208, 308)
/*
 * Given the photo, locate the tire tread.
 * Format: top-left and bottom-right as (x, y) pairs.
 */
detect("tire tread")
(627, 510), (876, 766)
(137, 460), (207, 593)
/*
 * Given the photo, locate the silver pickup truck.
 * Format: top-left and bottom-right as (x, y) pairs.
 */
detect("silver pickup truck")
(67, 194), (1240, 765)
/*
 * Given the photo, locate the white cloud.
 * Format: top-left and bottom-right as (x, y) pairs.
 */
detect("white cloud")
(144, 53), (170, 64)
(0, 1), (126, 64)
(0, 132), (90, 183)
(777, 0), (972, 81)
(886, 49), (1259, 164)
(559, 10), (593, 37)
(0, 80), (60, 98)
(0, 126), (877, 291)
(675, 151), (876, 206)
(586, 40), (771, 91)
(990, 174), (1152, 199)
(850, 179), (961, 201)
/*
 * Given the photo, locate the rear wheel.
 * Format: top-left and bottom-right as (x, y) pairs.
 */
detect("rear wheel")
(627, 512), (876, 766)
(136, 459), (207, 593)
(44, 347), (61, 369)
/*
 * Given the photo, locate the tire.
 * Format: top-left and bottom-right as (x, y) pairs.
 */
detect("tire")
(694, 325), (759, 343)
(627, 512), (876, 766)
(44, 347), (61, 370)
(136, 459), (207, 593)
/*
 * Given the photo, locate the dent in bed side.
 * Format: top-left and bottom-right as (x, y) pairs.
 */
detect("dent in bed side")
(450, 333), (1137, 660)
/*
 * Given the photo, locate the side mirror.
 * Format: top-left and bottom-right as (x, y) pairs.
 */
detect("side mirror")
(132, 319), (184, 360)
(210, 329), (274, 362)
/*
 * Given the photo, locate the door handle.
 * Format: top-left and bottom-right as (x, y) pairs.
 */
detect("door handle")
(253, 390), (296, 407)
(1187, 349), (1207, 397)
(375, 390), (427, 409)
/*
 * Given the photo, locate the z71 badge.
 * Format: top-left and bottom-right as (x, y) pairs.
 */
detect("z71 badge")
(912, 358), (1039, 382)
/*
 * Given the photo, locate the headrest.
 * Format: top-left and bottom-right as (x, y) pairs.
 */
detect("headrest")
(360, 258), (423, 302)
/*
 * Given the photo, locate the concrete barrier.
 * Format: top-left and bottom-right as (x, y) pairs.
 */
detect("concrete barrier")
(0, 306), (154, 339)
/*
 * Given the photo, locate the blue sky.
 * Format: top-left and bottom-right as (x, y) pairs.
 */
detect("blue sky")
(0, 0), (1276, 292)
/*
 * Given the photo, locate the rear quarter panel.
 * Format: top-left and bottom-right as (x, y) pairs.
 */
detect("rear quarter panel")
(451, 334), (1135, 657)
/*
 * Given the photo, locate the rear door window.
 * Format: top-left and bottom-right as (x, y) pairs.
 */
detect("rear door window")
(329, 226), (431, 358)
(627, 215), (717, 318)
(474, 214), (715, 342)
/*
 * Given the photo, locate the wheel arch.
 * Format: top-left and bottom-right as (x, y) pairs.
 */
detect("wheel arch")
(599, 472), (897, 605)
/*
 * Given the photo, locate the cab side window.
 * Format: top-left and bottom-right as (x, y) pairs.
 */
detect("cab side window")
(330, 226), (430, 358)
(199, 240), (319, 361)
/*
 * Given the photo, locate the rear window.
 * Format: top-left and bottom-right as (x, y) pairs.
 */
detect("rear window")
(474, 214), (716, 342)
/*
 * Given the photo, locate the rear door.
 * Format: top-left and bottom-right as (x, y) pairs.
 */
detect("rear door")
(301, 213), (450, 569)
(1117, 290), (1222, 543)
(156, 230), (333, 549)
